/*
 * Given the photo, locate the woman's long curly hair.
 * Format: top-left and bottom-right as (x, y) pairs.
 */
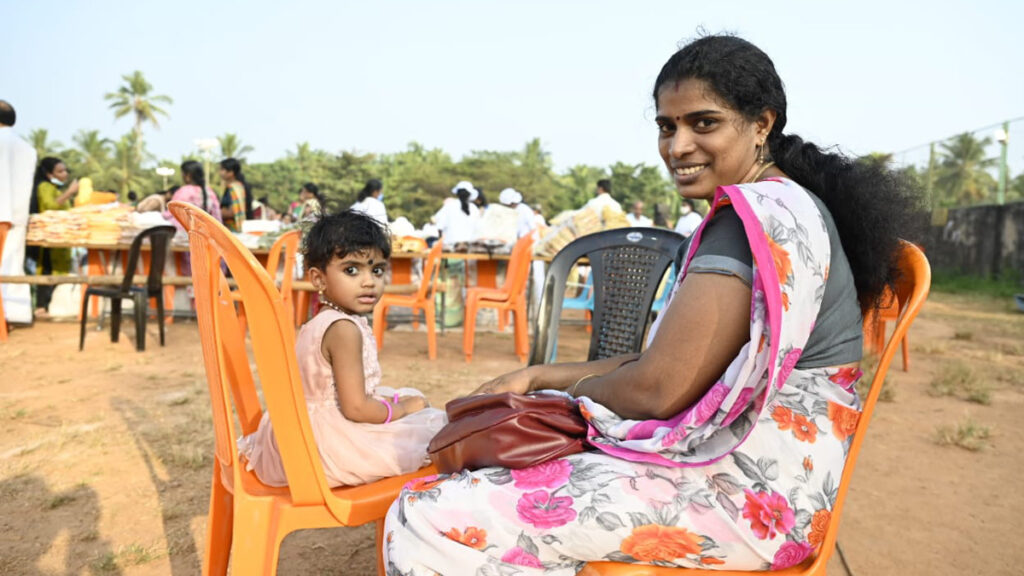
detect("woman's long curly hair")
(653, 34), (924, 311)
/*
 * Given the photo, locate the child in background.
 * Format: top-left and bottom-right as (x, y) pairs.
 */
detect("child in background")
(238, 210), (446, 487)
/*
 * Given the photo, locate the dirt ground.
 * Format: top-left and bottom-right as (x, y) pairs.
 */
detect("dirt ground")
(1, 291), (1022, 575)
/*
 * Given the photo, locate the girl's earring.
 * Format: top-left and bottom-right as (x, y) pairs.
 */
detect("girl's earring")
(757, 142), (767, 164)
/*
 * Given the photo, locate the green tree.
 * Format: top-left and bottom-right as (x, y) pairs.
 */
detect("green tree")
(218, 133), (254, 161)
(27, 128), (64, 160)
(110, 134), (148, 198)
(934, 132), (997, 206)
(104, 71), (172, 159)
(72, 130), (114, 187)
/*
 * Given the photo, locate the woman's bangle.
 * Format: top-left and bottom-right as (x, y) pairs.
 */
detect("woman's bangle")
(570, 374), (599, 397)
(378, 397), (394, 424)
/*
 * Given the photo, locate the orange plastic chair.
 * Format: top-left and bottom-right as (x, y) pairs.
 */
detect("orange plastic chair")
(579, 241), (930, 576)
(167, 202), (435, 576)
(232, 229), (301, 334)
(0, 221), (10, 343)
(463, 233), (535, 363)
(373, 239), (443, 359)
(863, 288), (908, 371)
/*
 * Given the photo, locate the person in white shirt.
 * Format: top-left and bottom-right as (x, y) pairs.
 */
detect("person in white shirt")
(350, 178), (388, 226)
(498, 187), (537, 238)
(673, 197), (704, 238)
(583, 178), (623, 216)
(433, 181), (480, 246)
(625, 200), (653, 227)
(0, 100), (37, 325)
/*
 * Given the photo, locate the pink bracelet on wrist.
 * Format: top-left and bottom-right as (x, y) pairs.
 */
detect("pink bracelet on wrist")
(393, 392), (400, 404)
(379, 397), (394, 424)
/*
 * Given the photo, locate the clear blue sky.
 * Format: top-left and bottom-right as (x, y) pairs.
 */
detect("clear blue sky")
(3, 0), (1023, 172)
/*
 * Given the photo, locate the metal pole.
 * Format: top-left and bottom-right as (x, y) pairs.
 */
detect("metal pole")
(997, 121), (1009, 205)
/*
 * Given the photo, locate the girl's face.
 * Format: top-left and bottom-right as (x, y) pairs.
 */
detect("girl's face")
(48, 162), (69, 184)
(310, 248), (387, 315)
(300, 188), (312, 200)
(219, 167), (233, 183)
(655, 78), (775, 201)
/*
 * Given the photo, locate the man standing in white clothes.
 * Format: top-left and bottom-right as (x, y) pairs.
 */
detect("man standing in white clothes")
(0, 100), (37, 325)
(673, 197), (704, 238)
(583, 179), (623, 216)
(625, 200), (653, 227)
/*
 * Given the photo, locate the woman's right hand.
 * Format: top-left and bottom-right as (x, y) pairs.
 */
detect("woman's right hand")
(470, 367), (532, 396)
(67, 179), (80, 194)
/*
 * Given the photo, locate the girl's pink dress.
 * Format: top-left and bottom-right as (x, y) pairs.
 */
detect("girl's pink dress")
(238, 309), (446, 487)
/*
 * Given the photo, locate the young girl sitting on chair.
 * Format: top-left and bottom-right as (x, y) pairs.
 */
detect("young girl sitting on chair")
(239, 210), (446, 487)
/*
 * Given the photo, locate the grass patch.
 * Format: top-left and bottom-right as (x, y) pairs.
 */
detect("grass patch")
(934, 416), (992, 451)
(931, 269), (1022, 299)
(952, 330), (974, 341)
(90, 543), (163, 572)
(855, 354), (897, 402)
(46, 493), (76, 509)
(929, 362), (992, 404)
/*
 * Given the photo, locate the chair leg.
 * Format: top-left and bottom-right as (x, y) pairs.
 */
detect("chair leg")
(424, 303), (437, 360)
(110, 298), (122, 343)
(498, 309), (507, 332)
(156, 292), (166, 346)
(514, 304), (528, 363)
(901, 334), (910, 372)
(134, 293), (147, 352)
(463, 297), (478, 363)
(229, 498), (283, 576)
(203, 463), (233, 576)
(79, 291), (90, 351)
(373, 303), (388, 351)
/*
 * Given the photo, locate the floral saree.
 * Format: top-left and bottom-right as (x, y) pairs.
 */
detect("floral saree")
(384, 179), (863, 573)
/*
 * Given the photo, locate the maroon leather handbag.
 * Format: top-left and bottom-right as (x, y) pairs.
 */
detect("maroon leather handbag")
(427, 392), (590, 474)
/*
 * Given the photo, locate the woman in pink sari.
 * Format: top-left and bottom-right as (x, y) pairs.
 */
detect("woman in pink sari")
(384, 34), (922, 573)
(164, 160), (221, 231)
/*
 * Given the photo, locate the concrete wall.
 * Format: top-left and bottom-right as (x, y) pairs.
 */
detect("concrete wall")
(925, 201), (1024, 282)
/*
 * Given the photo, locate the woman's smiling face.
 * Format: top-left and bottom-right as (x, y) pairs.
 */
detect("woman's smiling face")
(656, 78), (774, 201)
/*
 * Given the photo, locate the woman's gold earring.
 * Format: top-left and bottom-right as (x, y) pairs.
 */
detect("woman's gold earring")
(757, 142), (767, 164)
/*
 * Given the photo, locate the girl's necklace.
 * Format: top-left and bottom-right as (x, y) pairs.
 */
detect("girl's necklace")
(319, 293), (348, 315)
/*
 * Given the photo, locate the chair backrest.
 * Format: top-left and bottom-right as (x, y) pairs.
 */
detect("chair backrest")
(120, 225), (177, 293)
(503, 233), (535, 300)
(530, 227), (685, 365)
(413, 239), (444, 301)
(265, 229), (301, 322)
(167, 201), (337, 513)
(811, 240), (930, 570)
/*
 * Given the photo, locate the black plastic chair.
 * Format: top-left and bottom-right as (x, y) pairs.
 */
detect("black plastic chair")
(530, 227), (686, 365)
(79, 225), (177, 352)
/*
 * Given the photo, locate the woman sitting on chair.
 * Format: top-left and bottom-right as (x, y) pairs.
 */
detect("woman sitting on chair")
(384, 34), (922, 572)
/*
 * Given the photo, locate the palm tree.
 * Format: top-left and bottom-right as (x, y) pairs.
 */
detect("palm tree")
(111, 134), (148, 198)
(73, 130), (113, 181)
(104, 71), (172, 159)
(934, 132), (998, 206)
(27, 128), (64, 160)
(217, 133), (254, 161)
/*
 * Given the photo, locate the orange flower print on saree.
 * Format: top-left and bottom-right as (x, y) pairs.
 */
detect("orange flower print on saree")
(620, 524), (704, 562)
(790, 414), (818, 443)
(808, 509), (831, 548)
(767, 236), (793, 285)
(443, 526), (487, 549)
(827, 401), (860, 442)
(771, 405), (793, 430)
